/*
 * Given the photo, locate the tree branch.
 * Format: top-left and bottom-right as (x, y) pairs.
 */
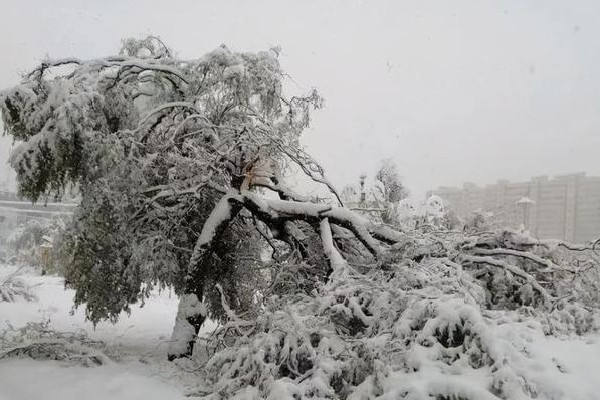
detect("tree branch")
(462, 255), (552, 308)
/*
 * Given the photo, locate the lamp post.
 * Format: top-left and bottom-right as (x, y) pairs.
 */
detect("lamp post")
(359, 174), (367, 206)
(516, 197), (535, 231)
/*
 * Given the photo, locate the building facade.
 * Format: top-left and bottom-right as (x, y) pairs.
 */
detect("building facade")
(429, 173), (600, 243)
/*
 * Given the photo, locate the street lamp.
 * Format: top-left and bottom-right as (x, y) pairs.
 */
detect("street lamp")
(359, 174), (367, 205)
(516, 196), (535, 231)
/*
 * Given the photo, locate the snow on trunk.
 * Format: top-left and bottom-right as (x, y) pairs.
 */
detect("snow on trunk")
(167, 293), (207, 361)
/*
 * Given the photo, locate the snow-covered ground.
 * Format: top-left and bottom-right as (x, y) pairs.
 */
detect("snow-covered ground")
(0, 360), (186, 400)
(1, 263), (600, 400)
(527, 334), (600, 399)
(0, 264), (213, 400)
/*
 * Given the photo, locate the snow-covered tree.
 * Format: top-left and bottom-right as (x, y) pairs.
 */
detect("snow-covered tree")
(374, 158), (408, 204)
(0, 36), (387, 360)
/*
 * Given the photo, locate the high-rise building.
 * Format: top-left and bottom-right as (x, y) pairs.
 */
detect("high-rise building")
(429, 173), (600, 243)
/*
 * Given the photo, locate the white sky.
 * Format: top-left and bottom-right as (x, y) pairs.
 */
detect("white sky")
(1, 0), (599, 198)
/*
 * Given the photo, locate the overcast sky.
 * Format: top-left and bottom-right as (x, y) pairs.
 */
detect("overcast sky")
(1, 0), (599, 198)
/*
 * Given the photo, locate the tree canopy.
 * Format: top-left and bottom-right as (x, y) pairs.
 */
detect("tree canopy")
(0, 36), (384, 358)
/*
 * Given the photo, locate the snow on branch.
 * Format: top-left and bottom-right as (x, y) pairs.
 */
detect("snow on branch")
(319, 218), (347, 273)
(190, 191), (239, 267)
(118, 60), (189, 84)
(462, 254), (552, 308)
(234, 192), (388, 258)
(473, 247), (574, 273)
(134, 102), (197, 134)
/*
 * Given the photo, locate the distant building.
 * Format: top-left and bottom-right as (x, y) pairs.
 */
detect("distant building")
(0, 191), (77, 241)
(429, 173), (600, 243)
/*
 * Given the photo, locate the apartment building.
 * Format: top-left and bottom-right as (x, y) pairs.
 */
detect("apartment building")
(429, 173), (600, 242)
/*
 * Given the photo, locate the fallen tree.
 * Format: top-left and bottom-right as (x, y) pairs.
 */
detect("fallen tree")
(189, 226), (600, 399)
(2, 37), (600, 398)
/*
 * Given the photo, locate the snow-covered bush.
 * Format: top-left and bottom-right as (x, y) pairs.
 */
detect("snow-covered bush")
(6, 217), (65, 273)
(0, 268), (36, 303)
(462, 209), (503, 234)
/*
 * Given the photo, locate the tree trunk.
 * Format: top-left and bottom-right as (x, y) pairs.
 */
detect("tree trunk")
(167, 290), (207, 361)
(168, 193), (243, 360)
